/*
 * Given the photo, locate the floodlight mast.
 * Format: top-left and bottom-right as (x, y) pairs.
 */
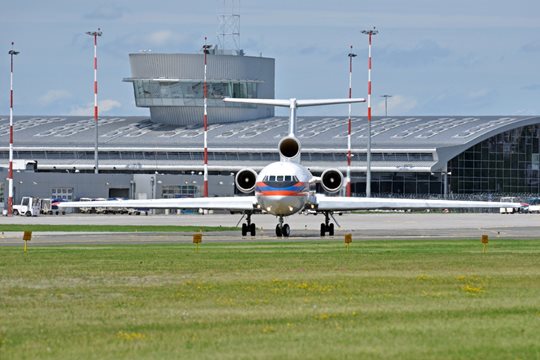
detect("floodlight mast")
(362, 27), (378, 198)
(7, 42), (19, 217)
(86, 28), (102, 174)
(381, 94), (392, 116)
(346, 45), (357, 197)
(202, 37), (213, 197)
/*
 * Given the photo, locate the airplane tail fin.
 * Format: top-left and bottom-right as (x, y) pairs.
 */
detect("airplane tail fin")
(223, 97), (365, 136)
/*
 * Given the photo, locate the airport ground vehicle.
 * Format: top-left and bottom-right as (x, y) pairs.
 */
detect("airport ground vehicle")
(13, 197), (42, 216)
(500, 197), (528, 214)
(525, 197), (540, 213)
(51, 198), (67, 215)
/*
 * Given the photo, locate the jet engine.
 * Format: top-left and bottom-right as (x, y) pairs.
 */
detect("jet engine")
(320, 169), (344, 193)
(235, 168), (258, 193)
(278, 136), (301, 162)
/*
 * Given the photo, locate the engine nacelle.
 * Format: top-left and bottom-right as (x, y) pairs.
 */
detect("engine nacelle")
(278, 136), (301, 162)
(235, 168), (258, 193)
(320, 169), (344, 193)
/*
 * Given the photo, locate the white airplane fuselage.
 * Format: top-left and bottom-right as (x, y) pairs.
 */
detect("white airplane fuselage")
(254, 161), (313, 216)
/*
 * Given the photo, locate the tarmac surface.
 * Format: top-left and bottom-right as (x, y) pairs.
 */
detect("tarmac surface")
(1, 212), (540, 246)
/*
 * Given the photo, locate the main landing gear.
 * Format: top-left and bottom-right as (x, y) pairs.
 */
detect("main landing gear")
(320, 211), (335, 237)
(241, 212), (256, 236)
(275, 216), (290, 237)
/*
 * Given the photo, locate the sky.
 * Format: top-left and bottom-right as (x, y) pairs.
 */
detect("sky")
(1, 0), (539, 117)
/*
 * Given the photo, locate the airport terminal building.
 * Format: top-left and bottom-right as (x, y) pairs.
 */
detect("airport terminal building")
(1, 49), (540, 207)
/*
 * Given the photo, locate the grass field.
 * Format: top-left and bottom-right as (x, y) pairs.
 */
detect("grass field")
(1, 239), (539, 359)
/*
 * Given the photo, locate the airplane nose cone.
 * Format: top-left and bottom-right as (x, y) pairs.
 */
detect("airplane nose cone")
(258, 195), (306, 216)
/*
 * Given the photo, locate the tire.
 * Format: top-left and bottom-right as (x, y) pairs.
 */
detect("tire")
(275, 224), (282, 237)
(241, 223), (248, 236)
(249, 223), (256, 236)
(328, 223), (335, 236)
(25, 211), (32, 217)
(13, 209), (19, 216)
(320, 223), (326, 237)
(282, 224), (290, 237)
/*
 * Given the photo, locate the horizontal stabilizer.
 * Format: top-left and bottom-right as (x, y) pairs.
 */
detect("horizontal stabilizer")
(223, 98), (291, 107)
(223, 97), (366, 107)
(296, 98), (366, 107)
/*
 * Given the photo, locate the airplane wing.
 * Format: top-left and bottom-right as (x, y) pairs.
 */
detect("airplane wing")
(314, 195), (523, 211)
(58, 196), (257, 211)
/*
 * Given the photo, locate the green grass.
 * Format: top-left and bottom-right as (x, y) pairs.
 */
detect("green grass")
(1, 240), (539, 359)
(0, 224), (236, 233)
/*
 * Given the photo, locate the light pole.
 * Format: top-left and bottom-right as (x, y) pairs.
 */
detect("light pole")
(381, 94), (392, 117)
(346, 45), (357, 197)
(7, 43), (19, 216)
(362, 27), (378, 198)
(86, 28), (102, 174)
(202, 37), (212, 198)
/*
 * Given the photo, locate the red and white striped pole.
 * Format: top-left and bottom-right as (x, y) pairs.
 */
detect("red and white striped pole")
(7, 43), (19, 217)
(202, 37), (212, 197)
(346, 46), (357, 197)
(86, 28), (102, 174)
(362, 27), (378, 198)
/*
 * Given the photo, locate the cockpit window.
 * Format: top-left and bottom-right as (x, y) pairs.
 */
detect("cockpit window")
(264, 175), (299, 183)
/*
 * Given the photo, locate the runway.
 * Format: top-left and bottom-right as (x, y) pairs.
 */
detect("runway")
(1, 212), (540, 245)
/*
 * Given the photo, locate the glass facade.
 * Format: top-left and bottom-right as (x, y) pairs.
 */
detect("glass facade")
(132, 80), (259, 107)
(351, 173), (443, 198)
(162, 185), (199, 198)
(448, 125), (540, 195)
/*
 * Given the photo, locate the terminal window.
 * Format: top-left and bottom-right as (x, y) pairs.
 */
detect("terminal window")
(52, 187), (74, 201)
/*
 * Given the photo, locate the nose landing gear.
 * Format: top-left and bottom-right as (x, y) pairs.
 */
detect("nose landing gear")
(241, 212), (256, 236)
(275, 216), (290, 237)
(320, 211), (335, 237)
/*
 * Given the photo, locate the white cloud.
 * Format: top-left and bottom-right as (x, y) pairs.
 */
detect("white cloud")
(374, 95), (417, 116)
(84, 6), (126, 20)
(39, 90), (72, 106)
(68, 99), (122, 116)
(143, 30), (187, 46)
(467, 89), (490, 99)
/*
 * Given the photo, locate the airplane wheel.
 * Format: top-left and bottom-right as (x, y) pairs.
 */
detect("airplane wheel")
(320, 223), (326, 237)
(249, 223), (256, 236)
(275, 224), (282, 237)
(328, 223), (334, 236)
(282, 224), (290, 237)
(241, 223), (248, 236)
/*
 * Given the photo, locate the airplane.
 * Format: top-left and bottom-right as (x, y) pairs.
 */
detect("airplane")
(59, 97), (521, 237)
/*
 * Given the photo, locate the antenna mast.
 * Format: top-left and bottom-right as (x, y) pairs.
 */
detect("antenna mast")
(217, 0), (241, 54)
